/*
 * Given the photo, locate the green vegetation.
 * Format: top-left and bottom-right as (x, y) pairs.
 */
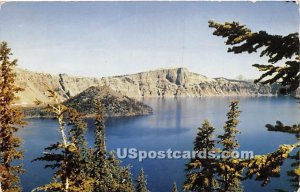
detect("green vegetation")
(32, 90), (137, 192)
(92, 99), (135, 192)
(183, 18), (299, 192)
(0, 9), (298, 191)
(184, 119), (218, 191)
(0, 42), (26, 192)
(184, 100), (298, 192)
(204, 20), (299, 191)
(208, 21), (299, 95)
(0, 43), (139, 192)
(217, 101), (243, 192)
(32, 90), (94, 191)
(64, 86), (152, 117)
(184, 101), (244, 192)
(21, 86), (152, 119)
(136, 169), (149, 192)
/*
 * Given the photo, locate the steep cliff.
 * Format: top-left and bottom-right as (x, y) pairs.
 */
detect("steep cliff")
(16, 68), (278, 105)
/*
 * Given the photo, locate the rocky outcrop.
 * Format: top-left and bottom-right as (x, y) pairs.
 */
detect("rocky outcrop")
(15, 67), (278, 105)
(65, 86), (152, 117)
(22, 85), (153, 118)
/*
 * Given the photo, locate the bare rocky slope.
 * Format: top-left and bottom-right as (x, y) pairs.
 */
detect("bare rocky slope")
(16, 67), (279, 105)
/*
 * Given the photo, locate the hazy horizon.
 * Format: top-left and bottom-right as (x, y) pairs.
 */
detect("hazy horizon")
(0, 1), (298, 79)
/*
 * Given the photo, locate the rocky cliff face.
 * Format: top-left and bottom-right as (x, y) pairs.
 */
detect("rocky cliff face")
(101, 68), (278, 98)
(15, 68), (278, 105)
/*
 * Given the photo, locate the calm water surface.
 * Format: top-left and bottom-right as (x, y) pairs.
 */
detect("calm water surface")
(19, 96), (299, 192)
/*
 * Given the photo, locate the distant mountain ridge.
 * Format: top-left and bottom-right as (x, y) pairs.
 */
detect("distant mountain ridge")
(15, 67), (279, 105)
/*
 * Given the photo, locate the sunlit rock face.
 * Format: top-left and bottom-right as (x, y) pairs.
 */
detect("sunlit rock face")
(15, 67), (278, 106)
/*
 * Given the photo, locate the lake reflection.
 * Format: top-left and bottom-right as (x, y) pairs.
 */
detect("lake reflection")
(19, 96), (299, 192)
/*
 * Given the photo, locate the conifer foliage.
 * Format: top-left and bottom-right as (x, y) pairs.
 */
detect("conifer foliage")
(92, 99), (113, 191)
(184, 100), (299, 191)
(136, 168), (149, 192)
(32, 94), (136, 192)
(218, 101), (240, 152)
(184, 120), (218, 191)
(208, 20), (299, 94)
(32, 90), (94, 192)
(107, 151), (135, 192)
(92, 99), (135, 192)
(217, 101), (243, 192)
(0, 42), (25, 192)
(208, 19), (299, 191)
(184, 101), (244, 192)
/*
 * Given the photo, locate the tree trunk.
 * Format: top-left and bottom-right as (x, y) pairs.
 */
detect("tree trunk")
(57, 106), (69, 192)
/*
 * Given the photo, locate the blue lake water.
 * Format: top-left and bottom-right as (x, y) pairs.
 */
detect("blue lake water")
(19, 96), (299, 192)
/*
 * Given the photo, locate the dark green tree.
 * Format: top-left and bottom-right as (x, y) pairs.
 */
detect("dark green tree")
(185, 100), (298, 191)
(243, 144), (297, 187)
(217, 101), (244, 192)
(266, 121), (300, 135)
(0, 42), (26, 192)
(208, 20), (299, 94)
(218, 101), (240, 152)
(208, 20), (299, 191)
(136, 168), (149, 192)
(66, 108), (94, 191)
(32, 90), (94, 192)
(91, 98), (135, 192)
(92, 99), (115, 191)
(266, 122), (299, 190)
(184, 120), (218, 191)
(107, 151), (135, 192)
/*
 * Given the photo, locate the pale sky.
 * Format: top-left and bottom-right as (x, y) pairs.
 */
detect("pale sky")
(0, 2), (298, 79)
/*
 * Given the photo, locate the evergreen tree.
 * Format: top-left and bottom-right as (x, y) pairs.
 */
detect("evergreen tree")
(184, 120), (218, 191)
(184, 100), (298, 191)
(91, 98), (135, 192)
(217, 101), (243, 192)
(208, 19), (299, 190)
(218, 101), (240, 152)
(136, 168), (149, 192)
(107, 151), (135, 192)
(92, 99), (115, 191)
(208, 20), (299, 94)
(286, 150), (299, 189)
(32, 90), (94, 192)
(0, 42), (26, 192)
(66, 108), (94, 191)
(244, 144), (298, 187)
(172, 182), (179, 192)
